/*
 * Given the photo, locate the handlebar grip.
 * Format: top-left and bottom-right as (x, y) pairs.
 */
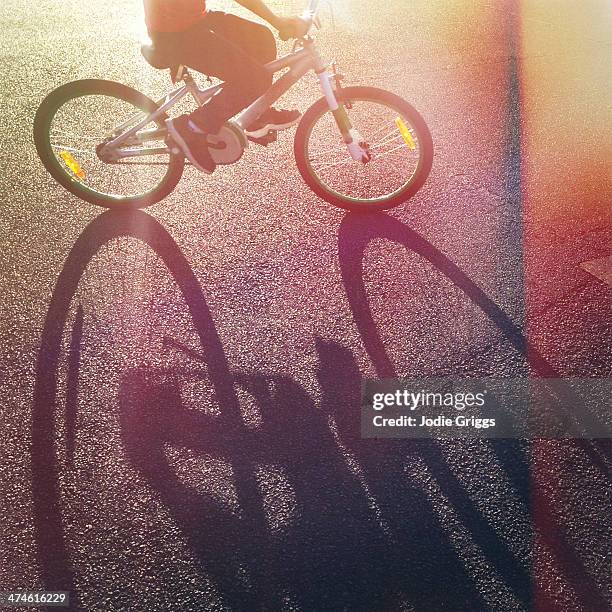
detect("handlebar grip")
(278, 17), (310, 41)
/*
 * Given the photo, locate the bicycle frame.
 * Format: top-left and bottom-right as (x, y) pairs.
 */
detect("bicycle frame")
(102, 33), (343, 162)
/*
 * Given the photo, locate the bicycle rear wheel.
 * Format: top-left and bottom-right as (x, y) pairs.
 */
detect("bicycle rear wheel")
(294, 86), (433, 212)
(34, 79), (184, 209)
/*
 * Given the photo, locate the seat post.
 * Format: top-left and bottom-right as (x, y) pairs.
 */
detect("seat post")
(171, 64), (188, 84)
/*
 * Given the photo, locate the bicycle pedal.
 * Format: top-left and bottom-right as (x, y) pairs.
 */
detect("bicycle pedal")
(247, 130), (277, 146)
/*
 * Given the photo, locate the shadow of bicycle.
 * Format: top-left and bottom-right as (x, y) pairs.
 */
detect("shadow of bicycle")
(31, 210), (608, 611)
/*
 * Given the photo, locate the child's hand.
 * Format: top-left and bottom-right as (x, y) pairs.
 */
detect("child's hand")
(277, 16), (310, 41)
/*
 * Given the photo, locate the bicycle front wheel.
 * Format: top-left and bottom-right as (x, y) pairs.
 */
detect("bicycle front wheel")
(294, 86), (433, 212)
(34, 79), (184, 209)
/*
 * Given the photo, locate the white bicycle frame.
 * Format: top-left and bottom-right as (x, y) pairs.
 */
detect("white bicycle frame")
(101, 0), (366, 163)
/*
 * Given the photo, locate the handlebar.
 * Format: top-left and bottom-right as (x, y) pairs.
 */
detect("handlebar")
(305, 0), (320, 15)
(278, 0), (321, 41)
(302, 0), (321, 29)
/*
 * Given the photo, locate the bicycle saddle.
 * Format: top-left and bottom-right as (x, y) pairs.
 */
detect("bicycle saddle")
(141, 43), (175, 70)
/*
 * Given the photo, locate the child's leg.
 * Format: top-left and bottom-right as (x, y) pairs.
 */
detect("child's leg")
(175, 13), (276, 134)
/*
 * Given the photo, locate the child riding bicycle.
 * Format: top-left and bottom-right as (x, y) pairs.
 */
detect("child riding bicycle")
(144, 0), (309, 173)
(36, 0), (432, 211)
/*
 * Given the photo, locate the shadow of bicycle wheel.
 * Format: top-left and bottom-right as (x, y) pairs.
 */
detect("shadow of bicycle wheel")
(31, 210), (238, 608)
(337, 211), (610, 611)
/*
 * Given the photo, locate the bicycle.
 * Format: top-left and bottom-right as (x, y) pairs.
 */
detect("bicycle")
(34, 0), (433, 212)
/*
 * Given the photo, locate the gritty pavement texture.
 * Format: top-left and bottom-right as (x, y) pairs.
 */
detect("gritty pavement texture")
(0, 1), (610, 610)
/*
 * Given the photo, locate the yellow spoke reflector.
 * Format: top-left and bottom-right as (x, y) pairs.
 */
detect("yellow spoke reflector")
(59, 151), (86, 179)
(395, 117), (416, 150)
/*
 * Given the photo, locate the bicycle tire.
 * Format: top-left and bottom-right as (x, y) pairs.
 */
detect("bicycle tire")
(34, 79), (185, 209)
(294, 86), (433, 212)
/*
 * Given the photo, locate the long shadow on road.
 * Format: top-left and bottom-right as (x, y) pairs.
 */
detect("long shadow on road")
(337, 213), (610, 612)
(31, 210), (608, 611)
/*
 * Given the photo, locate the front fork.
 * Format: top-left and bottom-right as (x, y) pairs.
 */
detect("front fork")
(317, 67), (371, 163)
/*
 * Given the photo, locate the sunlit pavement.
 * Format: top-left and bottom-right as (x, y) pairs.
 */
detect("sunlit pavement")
(0, 1), (610, 610)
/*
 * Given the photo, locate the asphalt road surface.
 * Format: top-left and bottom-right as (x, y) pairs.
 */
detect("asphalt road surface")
(1, 0), (610, 610)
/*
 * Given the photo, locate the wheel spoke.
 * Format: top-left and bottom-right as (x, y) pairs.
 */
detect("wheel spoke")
(113, 160), (172, 166)
(308, 127), (404, 162)
(353, 120), (393, 142)
(51, 144), (97, 155)
(312, 156), (359, 173)
(50, 131), (106, 141)
(371, 142), (415, 159)
(308, 143), (348, 161)
(369, 133), (404, 150)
